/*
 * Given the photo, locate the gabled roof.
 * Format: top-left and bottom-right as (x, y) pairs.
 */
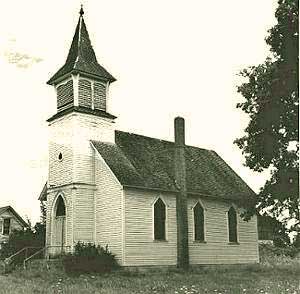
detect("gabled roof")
(38, 182), (47, 201)
(92, 131), (257, 206)
(47, 10), (116, 85)
(0, 206), (29, 228)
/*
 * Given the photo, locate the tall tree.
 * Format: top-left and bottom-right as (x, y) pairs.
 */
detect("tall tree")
(235, 0), (299, 238)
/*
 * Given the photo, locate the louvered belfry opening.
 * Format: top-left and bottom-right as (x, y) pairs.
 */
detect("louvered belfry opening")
(57, 80), (74, 111)
(174, 117), (189, 269)
(154, 198), (166, 240)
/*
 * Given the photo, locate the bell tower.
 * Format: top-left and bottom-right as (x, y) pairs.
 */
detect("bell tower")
(46, 7), (117, 250)
(47, 6), (116, 117)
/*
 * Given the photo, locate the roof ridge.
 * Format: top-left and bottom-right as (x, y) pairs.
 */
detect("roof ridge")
(115, 130), (211, 152)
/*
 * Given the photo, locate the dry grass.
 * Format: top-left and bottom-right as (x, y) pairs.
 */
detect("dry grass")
(0, 247), (299, 294)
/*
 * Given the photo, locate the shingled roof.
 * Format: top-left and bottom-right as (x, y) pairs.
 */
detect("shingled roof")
(47, 10), (116, 85)
(92, 131), (257, 206)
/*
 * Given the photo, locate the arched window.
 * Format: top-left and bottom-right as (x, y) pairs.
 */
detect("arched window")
(228, 206), (238, 243)
(55, 196), (66, 217)
(154, 198), (166, 240)
(194, 202), (205, 241)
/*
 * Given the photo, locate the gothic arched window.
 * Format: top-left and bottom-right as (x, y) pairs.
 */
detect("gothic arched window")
(228, 206), (238, 243)
(55, 196), (66, 217)
(194, 202), (205, 241)
(154, 198), (166, 240)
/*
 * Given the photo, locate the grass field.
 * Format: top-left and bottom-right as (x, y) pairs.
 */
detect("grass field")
(0, 259), (299, 294)
(0, 246), (299, 294)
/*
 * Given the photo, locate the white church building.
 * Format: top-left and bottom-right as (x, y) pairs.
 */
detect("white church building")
(39, 8), (259, 267)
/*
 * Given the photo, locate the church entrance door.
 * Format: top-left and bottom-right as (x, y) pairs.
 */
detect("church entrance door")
(53, 196), (66, 254)
(55, 216), (66, 253)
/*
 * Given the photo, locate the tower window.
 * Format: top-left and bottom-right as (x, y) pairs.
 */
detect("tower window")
(193, 202), (205, 241)
(154, 198), (166, 240)
(228, 207), (238, 243)
(56, 196), (66, 217)
(58, 153), (63, 161)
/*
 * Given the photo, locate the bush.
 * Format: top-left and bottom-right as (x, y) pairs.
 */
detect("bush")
(0, 225), (45, 260)
(259, 243), (300, 259)
(62, 242), (119, 275)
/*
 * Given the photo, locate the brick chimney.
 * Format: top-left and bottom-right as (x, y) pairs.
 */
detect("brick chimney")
(174, 117), (189, 269)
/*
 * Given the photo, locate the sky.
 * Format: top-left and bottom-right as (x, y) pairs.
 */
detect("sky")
(0, 0), (277, 224)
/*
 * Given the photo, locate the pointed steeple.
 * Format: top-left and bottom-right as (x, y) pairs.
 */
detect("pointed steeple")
(47, 7), (116, 85)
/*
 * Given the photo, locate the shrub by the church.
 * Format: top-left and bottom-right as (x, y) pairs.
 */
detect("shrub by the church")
(62, 242), (119, 274)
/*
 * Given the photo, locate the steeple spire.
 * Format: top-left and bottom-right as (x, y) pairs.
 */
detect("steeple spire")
(47, 8), (116, 85)
(47, 8), (117, 121)
(79, 4), (84, 17)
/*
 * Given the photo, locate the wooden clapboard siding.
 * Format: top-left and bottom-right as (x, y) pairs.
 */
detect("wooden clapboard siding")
(123, 190), (258, 266)
(57, 80), (74, 110)
(188, 197), (259, 264)
(124, 189), (177, 266)
(78, 79), (92, 108)
(94, 153), (123, 265)
(49, 113), (115, 187)
(72, 113), (115, 184)
(48, 115), (74, 186)
(73, 188), (95, 243)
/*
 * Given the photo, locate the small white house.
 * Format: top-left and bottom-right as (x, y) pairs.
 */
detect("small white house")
(0, 206), (28, 247)
(39, 8), (259, 267)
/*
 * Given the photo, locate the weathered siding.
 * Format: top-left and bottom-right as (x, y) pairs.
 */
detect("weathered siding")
(73, 187), (95, 243)
(124, 190), (177, 266)
(188, 197), (259, 264)
(94, 151), (123, 265)
(124, 190), (259, 266)
(72, 113), (115, 184)
(48, 115), (74, 187)
(47, 112), (116, 254)
(48, 113), (115, 187)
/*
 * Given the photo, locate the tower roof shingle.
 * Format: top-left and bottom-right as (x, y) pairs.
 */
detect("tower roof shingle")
(47, 12), (116, 85)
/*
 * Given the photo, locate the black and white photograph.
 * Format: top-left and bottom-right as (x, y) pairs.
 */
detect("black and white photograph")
(0, 0), (298, 293)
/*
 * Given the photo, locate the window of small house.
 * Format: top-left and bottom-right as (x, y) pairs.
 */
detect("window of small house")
(194, 202), (205, 241)
(228, 206), (238, 243)
(3, 218), (11, 235)
(154, 198), (166, 240)
(56, 196), (66, 217)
